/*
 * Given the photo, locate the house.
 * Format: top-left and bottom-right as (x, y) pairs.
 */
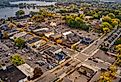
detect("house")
(84, 16), (93, 21)
(44, 32), (55, 38)
(91, 20), (101, 29)
(20, 33), (34, 41)
(81, 37), (93, 44)
(33, 28), (49, 33)
(36, 43), (51, 53)
(0, 65), (27, 82)
(62, 40), (73, 48)
(26, 37), (42, 50)
(50, 33), (62, 40)
(47, 46), (62, 55)
(50, 22), (57, 27)
(79, 11), (84, 14)
(17, 63), (34, 78)
(0, 30), (3, 39)
(8, 29), (19, 36)
(32, 39), (47, 49)
(63, 31), (72, 37)
(102, 28), (121, 49)
(55, 51), (66, 62)
(33, 28), (50, 36)
(66, 33), (81, 43)
(0, 24), (8, 30)
(10, 32), (27, 40)
(43, 45), (67, 64)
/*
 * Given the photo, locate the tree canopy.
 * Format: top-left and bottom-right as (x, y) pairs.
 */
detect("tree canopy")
(65, 15), (90, 31)
(14, 37), (25, 48)
(108, 13), (115, 19)
(102, 16), (112, 23)
(15, 10), (25, 17)
(10, 54), (25, 66)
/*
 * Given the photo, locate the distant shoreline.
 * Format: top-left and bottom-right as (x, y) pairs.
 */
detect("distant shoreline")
(0, 1), (56, 8)
(9, 1), (56, 5)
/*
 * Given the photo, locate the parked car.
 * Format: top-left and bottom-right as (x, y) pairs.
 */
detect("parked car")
(35, 60), (46, 66)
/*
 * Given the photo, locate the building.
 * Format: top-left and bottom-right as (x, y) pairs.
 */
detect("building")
(0, 30), (3, 39)
(50, 33), (62, 40)
(81, 37), (93, 45)
(0, 65), (27, 82)
(50, 22), (57, 27)
(17, 63), (34, 78)
(10, 32), (27, 40)
(0, 24), (8, 31)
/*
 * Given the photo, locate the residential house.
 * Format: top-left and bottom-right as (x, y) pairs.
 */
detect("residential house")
(0, 65), (27, 82)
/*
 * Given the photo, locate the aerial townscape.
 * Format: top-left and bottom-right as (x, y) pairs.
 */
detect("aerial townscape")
(1, 0), (121, 82)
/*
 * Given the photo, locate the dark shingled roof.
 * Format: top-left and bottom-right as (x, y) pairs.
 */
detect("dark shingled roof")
(0, 65), (26, 82)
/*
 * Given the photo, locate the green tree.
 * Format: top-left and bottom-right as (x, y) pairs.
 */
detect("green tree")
(114, 10), (120, 15)
(14, 37), (25, 48)
(116, 14), (121, 20)
(102, 11), (109, 16)
(101, 22), (113, 30)
(30, 11), (37, 16)
(65, 15), (89, 31)
(108, 13), (115, 19)
(10, 54), (25, 66)
(86, 10), (95, 16)
(15, 10), (25, 17)
(75, 17), (84, 28)
(93, 13), (100, 19)
(75, 17), (83, 23)
(79, 14), (85, 19)
(114, 38), (121, 45)
(81, 24), (90, 31)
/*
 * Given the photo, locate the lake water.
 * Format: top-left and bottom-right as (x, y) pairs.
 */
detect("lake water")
(0, 1), (56, 19)
(10, 1), (56, 6)
(0, 7), (39, 19)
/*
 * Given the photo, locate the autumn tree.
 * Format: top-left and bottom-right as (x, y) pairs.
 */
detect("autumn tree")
(56, 39), (62, 44)
(99, 72), (112, 82)
(3, 31), (9, 39)
(31, 67), (43, 80)
(111, 19), (120, 27)
(32, 15), (44, 22)
(102, 16), (112, 23)
(115, 44), (121, 53)
(103, 27), (110, 34)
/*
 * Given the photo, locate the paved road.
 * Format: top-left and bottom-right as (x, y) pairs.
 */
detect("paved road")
(81, 39), (103, 56)
(35, 59), (80, 82)
(81, 26), (118, 56)
(34, 28), (118, 82)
